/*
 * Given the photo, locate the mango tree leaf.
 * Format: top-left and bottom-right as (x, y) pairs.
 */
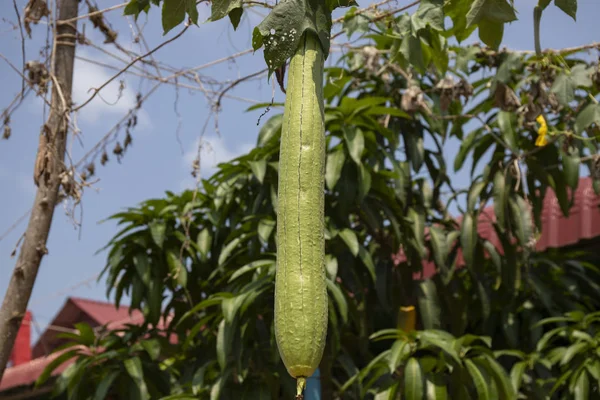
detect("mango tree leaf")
(339, 228), (359, 256)
(478, 354), (516, 399)
(429, 225), (448, 271)
(418, 280), (441, 329)
(510, 361), (527, 393)
(327, 278), (348, 323)
(388, 339), (409, 373)
(197, 228), (212, 260)
(574, 370), (590, 400)
(167, 251), (188, 287)
(257, 114), (283, 146)
(326, 147), (346, 190)
(150, 221), (167, 248)
(493, 171), (507, 228)
(124, 357), (150, 400)
(249, 160), (267, 184)
(404, 358), (424, 400)
(562, 147), (580, 189)
(465, 359), (490, 400)
(94, 371), (120, 400)
(357, 245), (376, 282)
(460, 212), (477, 268)
(344, 126), (365, 164)
(508, 196), (533, 248)
(425, 375), (448, 399)
(358, 164), (372, 203)
(258, 218), (275, 245)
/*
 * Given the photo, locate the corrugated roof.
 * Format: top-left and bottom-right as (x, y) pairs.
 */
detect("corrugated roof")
(1, 297), (173, 393)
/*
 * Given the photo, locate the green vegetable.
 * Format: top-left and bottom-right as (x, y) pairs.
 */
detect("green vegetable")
(274, 31), (328, 396)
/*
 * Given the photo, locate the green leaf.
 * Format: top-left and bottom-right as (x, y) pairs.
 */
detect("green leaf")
(574, 103), (600, 134)
(400, 35), (426, 73)
(561, 342), (589, 366)
(258, 219), (275, 245)
(388, 339), (409, 373)
(465, 359), (489, 400)
(327, 278), (348, 323)
(510, 361), (527, 392)
(497, 111), (517, 151)
(218, 234), (245, 266)
(467, 180), (486, 212)
(493, 171), (507, 227)
(216, 319), (228, 369)
(479, 354), (516, 399)
(551, 72), (575, 106)
(257, 114), (283, 146)
(162, 0), (191, 34)
(408, 208), (425, 258)
(460, 212), (477, 268)
(229, 259), (274, 282)
(554, 0), (577, 20)
(405, 131), (425, 172)
(325, 0), (357, 11)
(197, 228), (212, 260)
(167, 251), (188, 287)
(149, 221), (166, 248)
(253, 0), (332, 74)
(141, 339), (161, 361)
(466, 0), (517, 27)
(344, 126), (365, 164)
(508, 196), (533, 248)
(404, 358), (424, 400)
(414, 0), (444, 31)
(358, 245), (376, 282)
(454, 129), (479, 171)
(429, 225), (448, 271)
(418, 280), (441, 329)
(326, 147), (346, 190)
(574, 370), (589, 400)
(134, 253), (151, 286)
(249, 160), (267, 184)
(36, 349), (80, 386)
(209, 0), (243, 29)
(74, 322), (95, 346)
(562, 147), (580, 189)
(425, 375), (448, 399)
(325, 254), (338, 279)
(124, 357), (149, 400)
(478, 20), (504, 49)
(339, 228), (359, 256)
(358, 164), (372, 203)
(94, 371), (119, 400)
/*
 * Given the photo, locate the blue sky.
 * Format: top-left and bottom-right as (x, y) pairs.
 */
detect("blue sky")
(0, 0), (598, 346)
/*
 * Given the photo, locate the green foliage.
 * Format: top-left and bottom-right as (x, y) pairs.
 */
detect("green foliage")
(39, 1), (600, 399)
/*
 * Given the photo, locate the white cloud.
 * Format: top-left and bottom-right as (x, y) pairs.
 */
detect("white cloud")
(180, 135), (253, 188)
(72, 51), (149, 126)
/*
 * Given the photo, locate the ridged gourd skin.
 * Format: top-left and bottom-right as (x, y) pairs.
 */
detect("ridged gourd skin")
(275, 31), (328, 383)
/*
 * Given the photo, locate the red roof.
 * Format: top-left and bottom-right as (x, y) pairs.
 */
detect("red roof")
(395, 177), (600, 279)
(1, 297), (173, 393)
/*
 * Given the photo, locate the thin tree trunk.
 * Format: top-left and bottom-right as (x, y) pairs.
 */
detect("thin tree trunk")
(0, 0), (78, 380)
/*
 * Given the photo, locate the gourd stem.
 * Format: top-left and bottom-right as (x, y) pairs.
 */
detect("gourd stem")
(296, 377), (307, 399)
